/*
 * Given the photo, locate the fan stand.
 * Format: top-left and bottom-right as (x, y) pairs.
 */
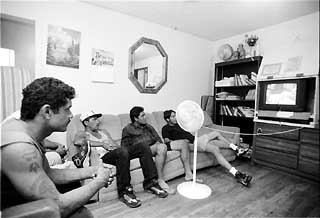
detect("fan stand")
(177, 132), (212, 199)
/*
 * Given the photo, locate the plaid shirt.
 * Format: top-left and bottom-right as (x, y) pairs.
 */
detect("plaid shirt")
(121, 123), (162, 147)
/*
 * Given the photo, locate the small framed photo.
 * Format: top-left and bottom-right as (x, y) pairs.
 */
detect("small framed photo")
(261, 63), (282, 77)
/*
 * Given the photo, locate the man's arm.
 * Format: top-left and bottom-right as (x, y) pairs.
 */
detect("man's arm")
(88, 129), (119, 151)
(43, 139), (59, 150)
(120, 126), (131, 147)
(47, 164), (96, 184)
(147, 124), (163, 143)
(1, 142), (111, 218)
(161, 126), (171, 144)
(100, 129), (119, 148)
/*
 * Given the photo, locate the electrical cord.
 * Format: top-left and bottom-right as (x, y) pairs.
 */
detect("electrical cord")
(203, 126), (303, 136)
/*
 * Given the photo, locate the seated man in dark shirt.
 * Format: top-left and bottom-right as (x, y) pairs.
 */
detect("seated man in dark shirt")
(162, 110), (252, 187)
(121, 106), (174, 194)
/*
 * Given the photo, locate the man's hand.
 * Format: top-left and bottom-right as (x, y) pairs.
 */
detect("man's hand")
(102, 140), (118, 151)
(56, 145), (68, 158)
(94, 163), (114, 188)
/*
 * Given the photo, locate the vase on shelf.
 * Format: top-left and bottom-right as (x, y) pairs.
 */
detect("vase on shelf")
(237, 44), (246, 59)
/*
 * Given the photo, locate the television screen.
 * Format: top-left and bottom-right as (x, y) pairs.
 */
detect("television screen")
(265, 83), (297, 105)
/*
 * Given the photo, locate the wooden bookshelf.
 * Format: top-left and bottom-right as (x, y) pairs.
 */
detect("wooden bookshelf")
(213, 56), (263, 146)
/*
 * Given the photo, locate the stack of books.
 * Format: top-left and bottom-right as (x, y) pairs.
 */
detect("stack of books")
(220, 105), (255, 117)
(237, 106), (255, 117)
(216, 92), (241, 100)
(215, 77), (235, 87)
(234, 74), (256, 86)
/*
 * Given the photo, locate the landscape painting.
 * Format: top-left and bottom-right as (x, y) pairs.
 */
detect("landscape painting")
(46, 25), (81, 69)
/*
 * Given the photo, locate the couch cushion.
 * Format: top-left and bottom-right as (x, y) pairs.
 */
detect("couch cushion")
(152, 111), (167, 136)
(145, 113), (162, 138)
(118, 113), (131, 130)
(99, 115), (122, 142)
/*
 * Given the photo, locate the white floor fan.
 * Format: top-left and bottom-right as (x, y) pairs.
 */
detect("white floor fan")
(176, 100), (212, 199)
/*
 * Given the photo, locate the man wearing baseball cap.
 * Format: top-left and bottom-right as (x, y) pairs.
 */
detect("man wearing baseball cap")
(80, 110), (168, 208)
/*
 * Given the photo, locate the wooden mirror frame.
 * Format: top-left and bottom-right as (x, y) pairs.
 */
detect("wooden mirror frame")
(129, 37), (168, 94)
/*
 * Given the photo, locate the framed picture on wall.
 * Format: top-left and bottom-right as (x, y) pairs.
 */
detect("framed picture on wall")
(260, 63), (282, 78)
(46, 25), (81, 69)
(91, 48), (115, 83)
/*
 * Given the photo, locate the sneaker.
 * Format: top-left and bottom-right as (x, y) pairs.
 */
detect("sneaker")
(158, 180), (175, 194)
(235, 171), (252, 187)
(146, 183), (168, 198)
(236, 147), (249, 156)
(119, 187), (141, 208)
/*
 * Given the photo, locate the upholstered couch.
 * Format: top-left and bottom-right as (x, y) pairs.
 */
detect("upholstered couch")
(65, 111), (240, 201)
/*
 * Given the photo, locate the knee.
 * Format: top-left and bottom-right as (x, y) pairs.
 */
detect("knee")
(181, 141), (190, 151)
(116, 147), (129, 159)
(210, 145), (220, 154)
(139, 143), (151, 151)
(157, 143), (167, 155)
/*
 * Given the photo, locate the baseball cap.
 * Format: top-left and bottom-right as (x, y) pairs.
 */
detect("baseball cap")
(80, 111), (102, 122)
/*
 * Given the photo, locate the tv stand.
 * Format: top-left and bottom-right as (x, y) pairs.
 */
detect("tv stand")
(252, 122), (319, 181)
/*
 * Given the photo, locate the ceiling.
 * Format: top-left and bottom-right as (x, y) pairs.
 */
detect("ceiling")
(83, 0), (319, 41)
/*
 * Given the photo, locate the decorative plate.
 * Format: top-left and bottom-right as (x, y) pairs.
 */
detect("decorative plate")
(218, 44), (233, 61)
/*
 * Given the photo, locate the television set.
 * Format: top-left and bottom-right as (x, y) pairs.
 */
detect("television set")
(258, 78), (307, 112)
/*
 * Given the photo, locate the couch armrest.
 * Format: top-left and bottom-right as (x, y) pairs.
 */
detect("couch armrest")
(2, 199), (60, 218)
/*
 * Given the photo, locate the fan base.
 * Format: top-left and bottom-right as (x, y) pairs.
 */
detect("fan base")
(177, 181), (212, 199)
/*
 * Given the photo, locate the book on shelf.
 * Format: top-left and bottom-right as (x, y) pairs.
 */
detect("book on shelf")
(237, 106), (255, 117)
(245, 89), (256, 100)
(233, 74), (256, 86)
(251, 72), (257, 81)
(215, 77), (234, 86)
(221, 105), (255, 117)
(216, 92), (241, 100)
(225, 105), (233, 116)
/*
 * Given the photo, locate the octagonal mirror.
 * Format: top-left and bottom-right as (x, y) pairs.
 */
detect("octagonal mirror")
(129, 37), (168, 94)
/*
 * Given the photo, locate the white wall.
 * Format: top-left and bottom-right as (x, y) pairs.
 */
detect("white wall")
(209, 12), (319, 93)
(1, 1), (212, 115)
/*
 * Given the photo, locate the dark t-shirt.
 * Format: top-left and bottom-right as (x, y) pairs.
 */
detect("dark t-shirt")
(162, 124), (195, 143)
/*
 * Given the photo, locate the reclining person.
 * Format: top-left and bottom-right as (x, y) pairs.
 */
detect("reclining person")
(162, 110), (252, 187)
(1, 77), (113, 218)
(81, 110), (168, 208)
(121, 106), (175, 194)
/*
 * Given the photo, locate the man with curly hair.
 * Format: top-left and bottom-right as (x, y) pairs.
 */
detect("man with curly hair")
(1, 77), (113, 218)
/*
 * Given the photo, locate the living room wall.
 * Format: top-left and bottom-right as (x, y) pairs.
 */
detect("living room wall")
(209, 12), (319, 93)
(1, 1), (212, 115)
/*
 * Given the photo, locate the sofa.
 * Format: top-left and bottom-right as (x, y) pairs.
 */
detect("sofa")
(65, 110), (240, 201)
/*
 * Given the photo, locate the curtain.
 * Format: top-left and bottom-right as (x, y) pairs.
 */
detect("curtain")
(1, 66), (34, 121)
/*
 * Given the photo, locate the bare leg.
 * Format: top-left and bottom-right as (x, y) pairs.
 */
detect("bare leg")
(198, 131), (235, 151)
(150, 143), (167, 181)
(206, 131), (231, 147)
(170, 139), (192, 180)
(205, 142), (233, 170)
(150, 143), (175, 194)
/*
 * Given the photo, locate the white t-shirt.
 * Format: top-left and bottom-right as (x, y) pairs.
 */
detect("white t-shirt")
(87, 130), (111, 158)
